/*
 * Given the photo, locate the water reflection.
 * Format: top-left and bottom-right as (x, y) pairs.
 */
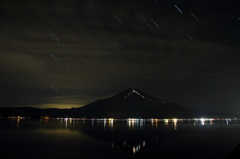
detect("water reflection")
(80, 119), (186, 154)
(36, 128), (80, 135)
(98, 119), (167, 153)
(4, 118), (240, 156)
(16, 118), (20, 129)
(164, 119), (169, 127)
(226, 118), (231, 125)
(173, 118), (177, 130)
(79, 118), (240, 154)
(127, 118), (145, 130)
(108, 118), (114, 129)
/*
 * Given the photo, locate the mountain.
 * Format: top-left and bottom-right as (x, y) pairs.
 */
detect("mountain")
(0, 88), (234, 118)
(0, 107), (69, 118)
(75, 88), (201, 118)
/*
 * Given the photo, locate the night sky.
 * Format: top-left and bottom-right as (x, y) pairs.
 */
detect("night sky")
(0, 0), (240, 114)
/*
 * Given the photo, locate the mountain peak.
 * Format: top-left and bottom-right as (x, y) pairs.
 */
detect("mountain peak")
(79, 88), (197, 118)
(123, 88), (145, 99)
(109, 88), (161, 102)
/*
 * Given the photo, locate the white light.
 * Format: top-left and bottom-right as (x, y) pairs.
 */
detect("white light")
(200, 118), (205, 125)
(173, 118), (177, 122)
(133, 146), (136, 154)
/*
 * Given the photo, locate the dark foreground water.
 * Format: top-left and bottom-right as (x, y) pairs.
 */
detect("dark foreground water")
(0, 118), (239, 159)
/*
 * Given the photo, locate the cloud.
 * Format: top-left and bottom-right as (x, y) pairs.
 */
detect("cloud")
(0, 0), (239, 113)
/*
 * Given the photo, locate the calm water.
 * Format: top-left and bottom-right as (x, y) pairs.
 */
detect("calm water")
(0, 119), (240, 159)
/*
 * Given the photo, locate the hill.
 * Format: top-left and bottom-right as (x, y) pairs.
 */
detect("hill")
(74, 88), (205, 118)
(0, 88), (234, 118)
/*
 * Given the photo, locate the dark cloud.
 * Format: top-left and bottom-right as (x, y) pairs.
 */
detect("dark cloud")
(0, 0), (239, 114)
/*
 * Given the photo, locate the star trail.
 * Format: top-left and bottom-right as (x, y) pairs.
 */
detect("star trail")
(0, 0), (239, 114)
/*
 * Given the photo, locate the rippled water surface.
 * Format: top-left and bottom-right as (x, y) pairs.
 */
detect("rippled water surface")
(0, 119), (239, 159)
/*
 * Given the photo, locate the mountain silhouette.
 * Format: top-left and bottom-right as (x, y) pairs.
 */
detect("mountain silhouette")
(76, 88), (198, 118)
(0, 88), (232, 118)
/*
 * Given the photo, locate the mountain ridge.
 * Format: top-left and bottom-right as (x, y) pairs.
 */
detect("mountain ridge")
(77, 88), (199, 118)
(0, 88), (236, 118)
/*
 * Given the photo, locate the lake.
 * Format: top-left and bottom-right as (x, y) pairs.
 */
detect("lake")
(0, 118), (239, 159)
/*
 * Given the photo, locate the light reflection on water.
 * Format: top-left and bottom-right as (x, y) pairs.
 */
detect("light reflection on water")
(1, 118), (240, 159)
